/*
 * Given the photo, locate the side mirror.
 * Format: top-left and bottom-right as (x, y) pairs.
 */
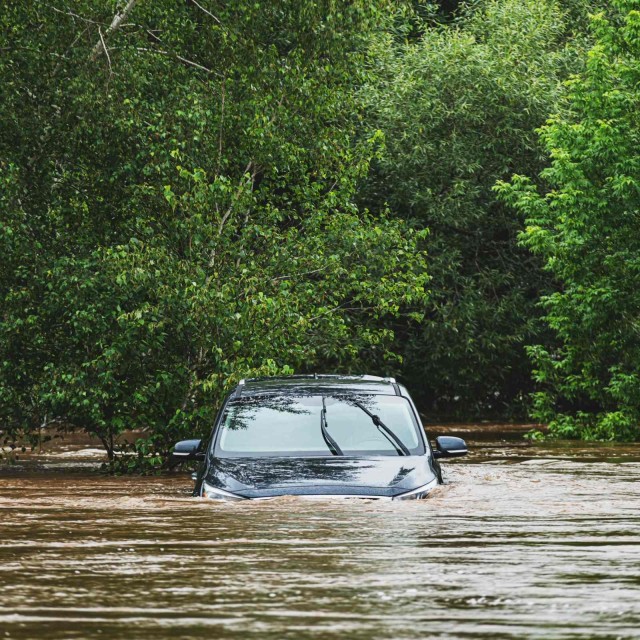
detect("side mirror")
(171, 439), (204, 464)
(433, 436), (468, 459)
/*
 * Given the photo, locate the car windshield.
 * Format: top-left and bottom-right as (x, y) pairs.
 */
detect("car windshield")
(214, 394), (425, 457)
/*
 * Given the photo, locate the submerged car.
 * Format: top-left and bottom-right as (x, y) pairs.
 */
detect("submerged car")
(172, 375), (467, 500)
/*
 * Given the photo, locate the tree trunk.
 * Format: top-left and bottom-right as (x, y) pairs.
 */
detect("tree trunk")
(91, 0), (139, 60)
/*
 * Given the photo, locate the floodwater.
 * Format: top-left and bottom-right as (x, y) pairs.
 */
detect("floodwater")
(1, 424), (640, 639)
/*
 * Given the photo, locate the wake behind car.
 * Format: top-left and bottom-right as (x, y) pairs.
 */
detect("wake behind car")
(172, 375), (467, 500)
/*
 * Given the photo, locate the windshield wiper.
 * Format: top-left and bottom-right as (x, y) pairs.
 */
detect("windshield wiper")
(351, 401), (411, 456)
(321, 396), (343, 456)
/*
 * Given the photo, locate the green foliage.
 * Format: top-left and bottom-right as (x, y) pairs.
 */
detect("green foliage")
(362, 0), (589, 416)
(1, 0), (624, 460)
(497, 0), (640, 440)
(0, 1), (428, 465)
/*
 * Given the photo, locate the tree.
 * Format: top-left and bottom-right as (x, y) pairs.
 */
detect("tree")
(496, 0), (640, 440)
(362, 0), (588, 416)
(0, 1), (428, 465)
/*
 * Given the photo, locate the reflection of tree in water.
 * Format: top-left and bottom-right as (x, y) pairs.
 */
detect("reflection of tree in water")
(224, 395), (313, 432)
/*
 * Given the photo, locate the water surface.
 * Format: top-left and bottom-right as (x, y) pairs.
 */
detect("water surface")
(1, 424), (640, 639)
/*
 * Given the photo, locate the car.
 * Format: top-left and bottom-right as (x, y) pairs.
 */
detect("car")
(171, 374), (468, 500)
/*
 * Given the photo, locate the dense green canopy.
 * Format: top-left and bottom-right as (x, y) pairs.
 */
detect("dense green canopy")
(0, 1), (427, 463)
(498, 0), (640, 440)
(1, 0), (636, 466)
(362, 0), (580, 416)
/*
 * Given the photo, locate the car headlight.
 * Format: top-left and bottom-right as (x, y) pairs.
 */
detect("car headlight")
(393, 478), (438, 500)
(201, 480), (246, 501)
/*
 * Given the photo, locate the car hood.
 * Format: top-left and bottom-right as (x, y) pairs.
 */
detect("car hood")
(204, 455), (437, 498)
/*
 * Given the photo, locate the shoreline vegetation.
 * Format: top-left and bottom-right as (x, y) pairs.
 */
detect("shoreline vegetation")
(2, 0), (639, 470)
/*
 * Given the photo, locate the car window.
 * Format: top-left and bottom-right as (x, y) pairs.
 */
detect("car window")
(215, 394), (424, 457)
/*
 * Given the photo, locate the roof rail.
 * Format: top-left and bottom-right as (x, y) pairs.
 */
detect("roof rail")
(233, 379), (245, 399)
(241, 374), (396, 384)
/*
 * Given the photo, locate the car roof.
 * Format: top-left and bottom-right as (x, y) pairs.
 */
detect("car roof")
(231, 374), (401, 399)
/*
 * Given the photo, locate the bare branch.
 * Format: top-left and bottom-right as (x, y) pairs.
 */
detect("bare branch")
(91, 0), (139, 60)
(217, 79), (226, 175)
(98, 27), (112, 74)
(134, 46), (216, 74)
(271, 267), (329, 282)
(51, 6), (106, 26)
(145, 29), (162, 43)
(140, 30), (215, 73)
(190, 0), (222, 25)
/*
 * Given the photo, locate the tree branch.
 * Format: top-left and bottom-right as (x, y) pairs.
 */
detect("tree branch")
(51, 6), (107, 26)
(218, 161), (254, 236)
(271, 267), (329, 282)
(190, 0), (222, 25)
(91, 0), (139, 60)
(98, 27), (112, 74)
(217, 79), (226, 175)
(134, 46), (215, 74)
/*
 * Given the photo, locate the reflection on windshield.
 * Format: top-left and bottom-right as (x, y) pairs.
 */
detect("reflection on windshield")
(224, 396), (310, 432)
(216, 395), (424, 457)
(344, 400), (410, 456)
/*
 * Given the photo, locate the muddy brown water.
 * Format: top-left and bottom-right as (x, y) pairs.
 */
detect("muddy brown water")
(1, 424), (640, 639)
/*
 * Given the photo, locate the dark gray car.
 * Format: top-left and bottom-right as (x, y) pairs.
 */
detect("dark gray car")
(172, 375), (467, 500)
